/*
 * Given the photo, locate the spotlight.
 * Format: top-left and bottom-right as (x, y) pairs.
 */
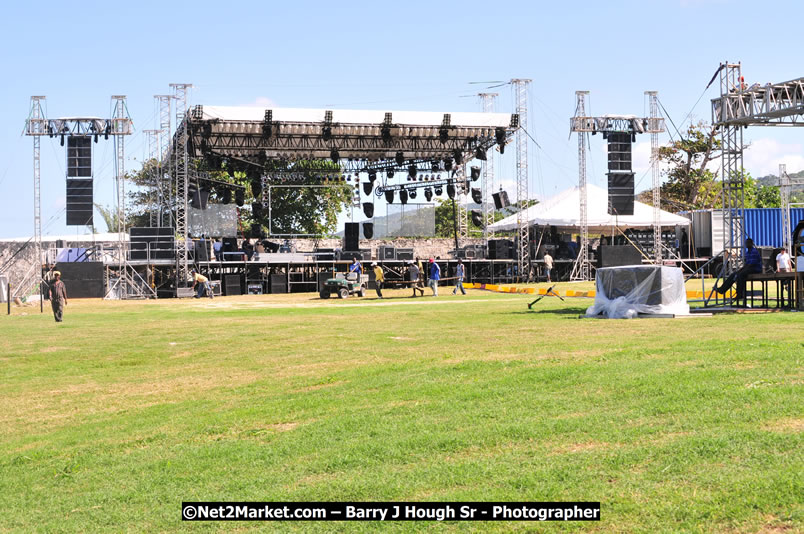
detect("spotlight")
(330, 148), (340, 163)
(444, 158), (453, 171)
(408, 165), (417, 179)
(251, 178), (262, 197)
(431, 160), (440, 172)
(322, 126), (332, 141)
(368, 169), (377, 182)
(381, 124), (391, 142)
(434, 186), (443, 196)
(424, 188), (433, 202)
(470, 166), (481, 181)
(495, 127), (506, 154)
(475, 146), (487, 161)
(395, 151), (404, 165)
(385, 190), (395, 204)
(471, 210), (483, 227)
(362, 181), (373, 196)
(386, 169), (394, 179)
(60, 135), (65, 146)
(453, 149), (463, 165)
(447, 183), (456, 199)
(471, 188), (482, 204)
(399, 190), (408, 205)
(363, 202), (374, 218)
(439, 127), (448, 143)
(409, 189), (417, 199)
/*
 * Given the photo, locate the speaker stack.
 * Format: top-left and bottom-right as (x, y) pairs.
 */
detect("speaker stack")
(606, 132), (635, 216)
(488, 239), (515, 260)
(344, 222), (360, 251)
(53, 262), (104, 298)
(66, 137), (93, 226)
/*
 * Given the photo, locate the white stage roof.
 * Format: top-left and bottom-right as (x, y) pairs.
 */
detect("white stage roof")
(200, 106), (514, 128)
(489, 185), (690, 232)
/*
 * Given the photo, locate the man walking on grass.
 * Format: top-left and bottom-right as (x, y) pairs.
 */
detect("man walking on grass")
(428, 258), (440, 297)
(49, 271), (67, 322)
(453, 259), (466, 295)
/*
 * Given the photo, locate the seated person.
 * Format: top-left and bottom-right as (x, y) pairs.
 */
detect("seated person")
(715, 238), (762, 300)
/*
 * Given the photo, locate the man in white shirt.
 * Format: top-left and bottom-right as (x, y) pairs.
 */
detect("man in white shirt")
(776, 245), (792, 272)
(543, 251), (554, 283)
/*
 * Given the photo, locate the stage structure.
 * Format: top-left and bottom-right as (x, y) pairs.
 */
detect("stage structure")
(172, 105), (520, 278)
(24, 96), (154, 299)
(479, 93), (499, 240)
(711, 62), (804, 270)
(570, 92), (665, 280)
(512, 79), (531, 281)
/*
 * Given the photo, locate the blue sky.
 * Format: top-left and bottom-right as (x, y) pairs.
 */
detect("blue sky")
(1, 0), (802, 238)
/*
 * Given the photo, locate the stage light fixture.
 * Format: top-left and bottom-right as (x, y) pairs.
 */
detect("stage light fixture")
(444, 158), (453, 171)
(221, 188), (232, 204)
(386, 169), (394, 179)
(453, 149), (463, 164)
(399, 190), (408, 205)
(495, 127), (506, 154)
(424, 188), (433, 202)
(235, 189), (245, 207)
(362, 181), (373, 196)
(431, 160), (440, 172)
(409, 189), (417, 199)
(385, 190), (395, 204)
(470, 166), (481, 181)
(60, 135), (65, 146)
(471, 210), (483, 227)
(447, 183), (456, 199)
(368, 169), (377, 182)
(471, 187), (482, 204)
(251, 178), (262, 197)
(408, 165), (417, 179)
(395, 152), (404, 165)
(434, 186), (443, 196)
(322, 126), (332, 141)
(475, 146), (487, 161)
(330, 148), (340, 163)
(363, 202), (374, 218)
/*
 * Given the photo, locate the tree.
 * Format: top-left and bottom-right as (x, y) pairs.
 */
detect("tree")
(434, 198), (529, 238)
(657, 122), (721, 209)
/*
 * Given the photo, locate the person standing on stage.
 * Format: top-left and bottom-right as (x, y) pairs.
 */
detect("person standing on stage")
(49, 271), (68, 322)
(371, 262), (384, 299)
(776, 244), (793, 272)
(190, 269), (214, 299)
(428, 258), (441, 297)
(543, 250), (554, 283)
(213, 239), (223, 261)
(453, 259), (466, 295)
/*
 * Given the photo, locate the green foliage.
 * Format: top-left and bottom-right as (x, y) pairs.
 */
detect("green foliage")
(658, 123), (721, 209)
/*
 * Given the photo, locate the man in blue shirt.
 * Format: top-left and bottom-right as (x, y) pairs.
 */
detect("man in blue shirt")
(715, 238), (762, 301)
(349, 256), (363, 276)
(428, 258), (441, 296)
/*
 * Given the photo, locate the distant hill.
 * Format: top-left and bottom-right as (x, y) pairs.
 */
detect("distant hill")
(757, 169), (804, 192)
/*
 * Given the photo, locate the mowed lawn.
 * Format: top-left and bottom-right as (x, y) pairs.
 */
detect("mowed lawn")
(0, 288), (801, 533)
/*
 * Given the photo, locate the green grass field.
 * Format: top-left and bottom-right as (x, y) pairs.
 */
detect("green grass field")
(1, 285), (801, 533)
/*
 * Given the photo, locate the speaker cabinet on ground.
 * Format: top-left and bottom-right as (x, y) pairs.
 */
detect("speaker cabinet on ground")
(488, 239), (515, 260)
(269, 274), (287, 294)
(597, 245), (642, 268)
(53, 262), (104, 298)
(223, 274), (242, 296)
(378, 246), (396, 260)
(344, 222), (360, 251)
(607, 173), (635, 216)
(395, 248), (414, 261)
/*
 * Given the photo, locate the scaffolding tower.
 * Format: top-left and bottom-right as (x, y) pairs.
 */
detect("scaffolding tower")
(25, 97), (47, 296)
(479, 93), (498, 240)
(155, 94), (173, 228)
(646, 91), (663, 265)
(170, 83), (192, 283)
(570, 91), (591, 281)
(512, 79), (531, 281)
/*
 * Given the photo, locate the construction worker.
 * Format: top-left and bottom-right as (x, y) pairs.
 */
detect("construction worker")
(49, 271), (68, 322)
(190, 269), (213, 299)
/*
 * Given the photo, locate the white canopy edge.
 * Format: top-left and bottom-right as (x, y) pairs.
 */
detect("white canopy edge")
(200, 106), (514, 128)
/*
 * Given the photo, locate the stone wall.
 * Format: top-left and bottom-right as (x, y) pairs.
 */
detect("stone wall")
(282, 237), (486, 260)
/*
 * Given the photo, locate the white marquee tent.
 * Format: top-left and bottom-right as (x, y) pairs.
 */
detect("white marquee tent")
(488, 185), (690, 233)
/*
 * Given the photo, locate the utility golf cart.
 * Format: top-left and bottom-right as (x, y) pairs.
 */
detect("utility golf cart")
(320, 272), (369, 299)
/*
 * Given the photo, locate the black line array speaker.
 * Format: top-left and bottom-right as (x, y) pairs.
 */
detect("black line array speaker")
(53, 262), (104, 298)
(597, 245), (642, 268)
(488, 239), (515, 260)
(67, 136), (92, 177)
(66, 178), (94, 226)
(606, 132), (632, 172)
(344, 222), (360, 251)
(607, 173), (635, 216)
(492, 190), (511, 210)
(362, 222), (374, 240)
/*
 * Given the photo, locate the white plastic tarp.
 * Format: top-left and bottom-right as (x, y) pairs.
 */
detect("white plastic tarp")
(586, 265), (690, 319)
(488, 185), (691, 232)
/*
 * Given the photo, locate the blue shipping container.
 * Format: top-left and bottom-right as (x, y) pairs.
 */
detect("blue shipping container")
(743, 208), (804, 248)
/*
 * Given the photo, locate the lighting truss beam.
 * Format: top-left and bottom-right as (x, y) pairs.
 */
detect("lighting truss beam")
(712, 76), (804, 126)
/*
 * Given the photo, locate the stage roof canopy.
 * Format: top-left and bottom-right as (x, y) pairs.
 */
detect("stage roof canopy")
(489, 184), (690, 233)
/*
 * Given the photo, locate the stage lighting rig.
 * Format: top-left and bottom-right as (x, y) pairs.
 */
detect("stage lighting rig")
(447, 183), (456, 199)
(330, 148), (340, 163)
(471, 188), (482, 204)
(424, 188), (433, 201)
(470, 166), (481, 181)
(495, 127), (506, 153)
(409, 189), (417, 199)
(444, 158), (453, 171)
(475, 146), (487, 161)
(399, 190), (408, 205)
(453, 149), (463, 165)
(408, 165), (417, 179)
(395, 151), (405, 165)
(385, 190), (395, 203)
(434, 186), (443, 196)
(368, 169), (377, 182)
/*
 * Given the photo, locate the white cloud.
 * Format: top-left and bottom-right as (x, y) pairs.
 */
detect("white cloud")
(742, 138), (804, 178)
(243, 96), (277, 108)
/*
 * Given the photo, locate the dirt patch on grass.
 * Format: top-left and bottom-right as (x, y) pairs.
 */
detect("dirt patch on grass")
(551, 441), (613, 455)
(763, 417), (804, 433)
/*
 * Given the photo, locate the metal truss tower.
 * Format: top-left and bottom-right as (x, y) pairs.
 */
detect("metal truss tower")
(570, 91), (591, 281)
(479, 93), (498, 240)
(512, 79), (531, 281)
(170, 83), (192, 282)
(646, 91), (663, 264)
(716, 63), (745, 270)
(155, 94), (173, 227)
(457, 164), (468, 239)
(779, 164), (791, 254)
(144, 129), (161, 227)
(25, 96), (47, 289)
